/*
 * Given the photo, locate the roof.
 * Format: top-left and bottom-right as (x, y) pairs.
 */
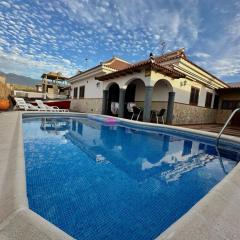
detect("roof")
(96, 59), (185, 81)
(41, 72), (68, 81)
(69, 57), (130, 80)
(102, 57), (130, 70)
(182, 58), (229, 88)
(228, 82), (240, 88)
(153, 48), (228, 87)
(96, 49), (230, 88)
(154, 48), (187, 64)
(95, 49), (190, 81)
(217, 82), (240, 93)
(217, 87), (240, 94)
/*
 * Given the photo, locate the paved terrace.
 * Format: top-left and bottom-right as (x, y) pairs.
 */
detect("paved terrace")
(0, 112), (73, 240)
(183, 124), (240, 138)
(0, 111), (240, 239)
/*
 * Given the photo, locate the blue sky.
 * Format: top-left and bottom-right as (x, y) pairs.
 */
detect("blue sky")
(0, 0), (239, 82)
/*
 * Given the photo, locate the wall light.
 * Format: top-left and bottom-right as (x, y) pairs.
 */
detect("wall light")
(180, 80), (187, 87)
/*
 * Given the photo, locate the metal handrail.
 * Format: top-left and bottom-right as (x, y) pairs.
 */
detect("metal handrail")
(216, 108), (240, 145)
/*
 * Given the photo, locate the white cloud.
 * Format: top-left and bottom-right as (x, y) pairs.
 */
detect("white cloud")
(0, 1), (11, 8)
(0, 48), (78, 78)
(0, 0), (239, 82)
(60, 0), (200, 55)
(194, 52), (211, 58)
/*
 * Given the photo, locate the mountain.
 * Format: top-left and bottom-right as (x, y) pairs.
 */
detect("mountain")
(0, 71), (41, 86)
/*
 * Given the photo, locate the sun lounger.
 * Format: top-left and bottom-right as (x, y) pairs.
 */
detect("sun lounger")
(15, 97), (42, 111)
(35, 100), (69, 112)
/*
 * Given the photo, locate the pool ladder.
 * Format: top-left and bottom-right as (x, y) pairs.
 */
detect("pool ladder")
(216, 108), (240, 145)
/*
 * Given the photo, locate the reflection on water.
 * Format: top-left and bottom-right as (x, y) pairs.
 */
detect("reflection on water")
(40, 117), (70, 134)
(24, 116), (240, 240)
(40, 117), (239, 182)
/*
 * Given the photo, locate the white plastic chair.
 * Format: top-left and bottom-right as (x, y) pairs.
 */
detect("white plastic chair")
(111, 102), (119, 115)
(156, 109), (166, 124)
(127, 102), (136, 113)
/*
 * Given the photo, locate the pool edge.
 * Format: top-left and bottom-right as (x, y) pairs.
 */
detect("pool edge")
(0, 111), (74, 240)
(1, 111), (240, 240)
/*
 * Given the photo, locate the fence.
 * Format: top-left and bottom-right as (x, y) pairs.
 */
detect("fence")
(0, 82), (11, 99)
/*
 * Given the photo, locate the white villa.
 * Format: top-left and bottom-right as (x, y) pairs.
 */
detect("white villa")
(69, 49), (239, 125)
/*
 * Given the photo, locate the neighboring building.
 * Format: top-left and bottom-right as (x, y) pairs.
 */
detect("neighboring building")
(216, 83), (240, 126)
(68, 49), (238, 125)
(40, 72), (70, 99)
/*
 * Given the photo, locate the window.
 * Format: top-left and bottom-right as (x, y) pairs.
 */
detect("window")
(222, 100), (240, 110)
(205, 92), (213, 108)
(79, 86), (85, 98)
(213, 95), (219, 109)
(189, 87), (199, 105)
(73, 87), (78, 99)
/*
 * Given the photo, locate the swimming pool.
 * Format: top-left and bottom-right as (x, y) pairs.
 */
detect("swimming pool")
(23, 115), (240, 240)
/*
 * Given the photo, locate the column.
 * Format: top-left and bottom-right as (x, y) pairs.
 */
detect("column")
(118, 88), (126, 118)
(143, 86), (153, 122)
(166, 91), (175, 125)
(102, 90), (108, 115)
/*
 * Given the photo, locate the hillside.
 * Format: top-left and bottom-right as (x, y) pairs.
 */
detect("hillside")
(0, 71), (41, 86)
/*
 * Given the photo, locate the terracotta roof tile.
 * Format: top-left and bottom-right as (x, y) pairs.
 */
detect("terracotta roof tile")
(96, 60), (185, 81)
(228, 82), (240, 88)
(154, 48), (186, 63)
(96, 50), (188, 81)
(103, 57), (130, 70)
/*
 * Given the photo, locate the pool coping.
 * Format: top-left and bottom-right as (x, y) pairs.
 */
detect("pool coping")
(0, 111), (240, 239)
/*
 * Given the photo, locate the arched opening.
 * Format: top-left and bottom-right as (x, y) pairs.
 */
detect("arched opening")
(152, 80), (173, 111)
(107, 83), (120, 115)
(124, 79), (145, 118)
(152, 79), (175, 124)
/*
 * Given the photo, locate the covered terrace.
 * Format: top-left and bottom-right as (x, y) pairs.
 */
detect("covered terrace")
(96, 59), (185, 124)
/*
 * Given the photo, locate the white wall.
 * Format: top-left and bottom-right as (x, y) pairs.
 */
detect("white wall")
(198, 86), (215, 108)
(70, 66), (217, 110)
(152, 81), (172, 101)
(102, 71), (151, 90)
(173, 78), (216, 108)
(71, 77), (103, 99)
(134, 81), (145, 101)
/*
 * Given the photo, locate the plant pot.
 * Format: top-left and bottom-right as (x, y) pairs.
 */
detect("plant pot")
(0, 99), (10, 111)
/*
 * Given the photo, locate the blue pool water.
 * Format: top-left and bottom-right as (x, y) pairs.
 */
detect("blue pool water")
(23, 116), (239, 240)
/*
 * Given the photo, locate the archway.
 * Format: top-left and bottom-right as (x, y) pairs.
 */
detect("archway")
(152, 79), (173, 111)
(107, 83), (120, 115)
(123, 79), (145, 118)
(152, 79), (175, 124)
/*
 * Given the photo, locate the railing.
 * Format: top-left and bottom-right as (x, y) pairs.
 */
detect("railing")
(14, 90), (47, 99)
(216, 108), (240, 145)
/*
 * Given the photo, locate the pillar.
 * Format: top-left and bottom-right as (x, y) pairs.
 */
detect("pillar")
(118, 88), (126, 118)
(166, 91), (175, 125)
(102, 90), (108, 115)
(143, 86), (153, 122)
